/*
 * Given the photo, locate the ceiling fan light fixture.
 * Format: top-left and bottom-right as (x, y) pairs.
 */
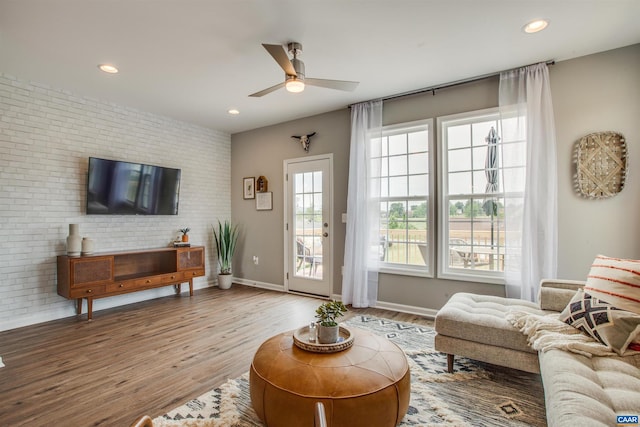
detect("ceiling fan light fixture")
(285, 77), (305, 93)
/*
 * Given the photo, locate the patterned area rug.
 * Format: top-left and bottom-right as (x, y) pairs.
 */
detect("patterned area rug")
(154, 315), (546, 426)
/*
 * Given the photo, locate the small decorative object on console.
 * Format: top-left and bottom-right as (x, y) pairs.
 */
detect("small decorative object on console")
(81, 237), (94, 255)
(67, 224), (81, 256)
(179, 227), (190, 242)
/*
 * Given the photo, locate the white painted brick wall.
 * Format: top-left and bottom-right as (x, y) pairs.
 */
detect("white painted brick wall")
(0, 73), (231, 331)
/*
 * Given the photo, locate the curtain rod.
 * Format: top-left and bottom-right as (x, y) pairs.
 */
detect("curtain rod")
(349, 59), (555, 107)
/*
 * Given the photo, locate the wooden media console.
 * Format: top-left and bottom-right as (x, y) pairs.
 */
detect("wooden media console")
(57, 246), (205, 320)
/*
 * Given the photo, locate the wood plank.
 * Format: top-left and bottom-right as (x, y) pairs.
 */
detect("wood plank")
(0, 286), (433, 426)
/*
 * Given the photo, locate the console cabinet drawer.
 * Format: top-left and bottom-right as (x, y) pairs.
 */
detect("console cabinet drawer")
(106, 281), (132, 293)
(69, 285), (106, 298)
(159, 272), (183, 284)
(133, 272), (186, 288)
(134, 275), (162, 287)
(184, 269), (205, 279)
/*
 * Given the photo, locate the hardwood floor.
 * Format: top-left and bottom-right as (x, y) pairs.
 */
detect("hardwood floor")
(0, 285), (433, 427)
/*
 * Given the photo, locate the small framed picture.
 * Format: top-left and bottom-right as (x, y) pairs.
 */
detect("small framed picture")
(256, 191), (273, 211)
(243, 177), (255, 200)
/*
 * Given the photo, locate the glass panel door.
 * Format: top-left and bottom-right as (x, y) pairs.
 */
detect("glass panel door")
(285, 156), (332, 297)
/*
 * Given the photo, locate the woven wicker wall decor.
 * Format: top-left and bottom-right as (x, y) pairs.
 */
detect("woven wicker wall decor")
(573, 131), (627, 199)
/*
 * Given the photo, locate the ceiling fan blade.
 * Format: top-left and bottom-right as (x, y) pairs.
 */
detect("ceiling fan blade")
(262, 44), (296, 76)
(305, 78), (359, 91)
(249, 82), (285, 97)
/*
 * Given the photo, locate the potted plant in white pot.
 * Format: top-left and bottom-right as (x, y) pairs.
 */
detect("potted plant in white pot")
(212, 220), (239, 290)
(315, 300), (347, 344)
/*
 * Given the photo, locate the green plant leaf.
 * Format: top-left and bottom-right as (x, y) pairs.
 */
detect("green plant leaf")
(314, 300), (347, 326)
(212, 220), (239, 274)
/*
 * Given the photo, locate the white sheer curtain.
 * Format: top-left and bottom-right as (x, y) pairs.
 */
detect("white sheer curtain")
(500, 63), (558, 301)
(342, 100), (382, 307)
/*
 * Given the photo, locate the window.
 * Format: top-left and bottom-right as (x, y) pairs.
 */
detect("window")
(371, 119), (434, 276)
(438, 108), (525, 283)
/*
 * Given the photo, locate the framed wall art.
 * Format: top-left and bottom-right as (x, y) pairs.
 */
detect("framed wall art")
(243, 177), (255, 199)
(256, 191), (273, 211)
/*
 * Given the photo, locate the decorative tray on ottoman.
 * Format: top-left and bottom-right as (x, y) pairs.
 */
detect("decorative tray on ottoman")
(293, 325), (354, 353)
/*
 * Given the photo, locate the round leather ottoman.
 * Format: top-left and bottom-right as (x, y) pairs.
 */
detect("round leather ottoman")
(250, 327), (410, 427)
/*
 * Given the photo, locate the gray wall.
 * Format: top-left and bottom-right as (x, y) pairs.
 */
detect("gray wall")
(231, 110), (350, 290)
(552, 45), (640, 277)
(231, 44), (639, 314)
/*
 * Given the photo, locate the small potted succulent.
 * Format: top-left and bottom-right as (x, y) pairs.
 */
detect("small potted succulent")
(315, 300), (347, 344)
(179, 227), (191, 242)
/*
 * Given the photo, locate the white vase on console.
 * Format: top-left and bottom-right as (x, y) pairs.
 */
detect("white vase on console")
(67, 224), (81, 256)
(81, 237), (95, 255)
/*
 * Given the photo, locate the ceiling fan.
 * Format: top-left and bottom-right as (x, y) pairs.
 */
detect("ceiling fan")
(249, 42), (359, 97)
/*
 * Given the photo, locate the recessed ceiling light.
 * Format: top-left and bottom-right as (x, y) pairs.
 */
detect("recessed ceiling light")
(98, 64), (119, 74)
(228, 109), (240, 115)
(523, 19), (549, 34)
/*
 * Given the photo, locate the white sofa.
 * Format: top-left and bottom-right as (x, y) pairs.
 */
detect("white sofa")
(434, 279), (640, 426)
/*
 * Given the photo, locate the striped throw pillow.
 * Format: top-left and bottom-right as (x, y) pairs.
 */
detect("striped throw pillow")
(584, 255), (640, 315)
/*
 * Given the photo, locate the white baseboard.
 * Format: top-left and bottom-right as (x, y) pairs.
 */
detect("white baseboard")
(373, 300), (438, 319)
(233, 282), (437, 319)
(232, 277), (284, 292)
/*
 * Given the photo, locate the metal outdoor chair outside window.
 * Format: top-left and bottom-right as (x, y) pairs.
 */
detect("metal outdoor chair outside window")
(296, 238), (322, 274)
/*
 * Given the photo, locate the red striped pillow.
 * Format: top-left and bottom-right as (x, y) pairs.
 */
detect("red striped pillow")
(584, 255), (640, 315)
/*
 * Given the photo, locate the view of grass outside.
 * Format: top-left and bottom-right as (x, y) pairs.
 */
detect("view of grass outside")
(381, 199), (505, 271)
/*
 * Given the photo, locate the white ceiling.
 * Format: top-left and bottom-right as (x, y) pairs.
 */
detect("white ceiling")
(1, 0), (639, 135)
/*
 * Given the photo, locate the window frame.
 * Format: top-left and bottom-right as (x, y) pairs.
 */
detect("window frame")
(374, 118), (435, 278)
(437, 107), (507, 284)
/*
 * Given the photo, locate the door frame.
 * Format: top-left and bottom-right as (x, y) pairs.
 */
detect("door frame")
(283, 153), (334, 296)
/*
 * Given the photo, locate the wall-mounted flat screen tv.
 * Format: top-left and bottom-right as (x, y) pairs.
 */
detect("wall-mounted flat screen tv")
(86, 157), (181, 215)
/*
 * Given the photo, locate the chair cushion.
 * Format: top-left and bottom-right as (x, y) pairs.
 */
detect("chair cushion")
(435, 293), (544, 354)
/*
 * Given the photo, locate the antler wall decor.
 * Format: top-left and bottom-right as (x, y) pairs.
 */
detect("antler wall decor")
(292, 132), (316, 152)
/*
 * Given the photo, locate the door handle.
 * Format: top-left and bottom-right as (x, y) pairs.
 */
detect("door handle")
(323, 232), (328, 237)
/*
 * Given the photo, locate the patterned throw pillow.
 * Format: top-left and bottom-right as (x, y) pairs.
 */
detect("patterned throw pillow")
(584, 254), (640, 315)
(559, 289), (640, 356)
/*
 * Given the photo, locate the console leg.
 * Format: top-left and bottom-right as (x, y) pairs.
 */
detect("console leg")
(189, 279), (193, 296)
(86, 298), (93, 321)
(447, 354), (454, 373)
(174, 284), (181, 294)
(76, 299), (83, 315)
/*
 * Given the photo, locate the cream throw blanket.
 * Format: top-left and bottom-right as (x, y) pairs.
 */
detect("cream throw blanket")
(505, 310), (618, 357)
